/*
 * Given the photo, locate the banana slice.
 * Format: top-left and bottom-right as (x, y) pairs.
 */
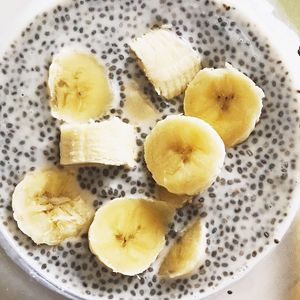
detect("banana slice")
(129, 28), (201, 100)
(156, 185), (192, 208)
(12, 168), (94, 245)
(123, 81), (160, 126)
(88, 197), (174, 276)
(48, 48), (112, 123)
(60, 117), (136, 167)
(144, 115), (225, 195)
(184, 63), (264, 147)
(159, 219), (206, 278)
(290, 281), (300, 300)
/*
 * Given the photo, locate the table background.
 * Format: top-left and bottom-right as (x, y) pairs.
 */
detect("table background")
(0, 1), (299, 299)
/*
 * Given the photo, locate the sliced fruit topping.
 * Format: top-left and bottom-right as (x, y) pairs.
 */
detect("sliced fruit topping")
(156, 185), (191, 208)
(184, 63), (264, 147)
(129, 28), (201, 100)
(123, 81), (160, 126)
(48, 49), (112, 123)
(12, 168), (95, 245)
(88, 197), (174, 276)
(159, 219), (206, 278)
(60, 117), (136, 167)
(144, 115), (225, 195)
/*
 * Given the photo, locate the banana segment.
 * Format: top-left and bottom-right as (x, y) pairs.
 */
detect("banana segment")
(290, 281), (300, 300)
(184, 63), (264, 147)
(156, 185), (191, 208)
(159, 219), (206, 278)
(60, 117), (136, 167)
(144, 115), (225, 195)
(12, 168), (94, 245)
(88, 198), (174, 276)
(123, 81), (160, 126)
(129, 28), (201, 99)
(48, 48), (112, 123)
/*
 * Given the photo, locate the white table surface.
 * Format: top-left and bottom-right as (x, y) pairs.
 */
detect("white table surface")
(0, 1), (299, 300)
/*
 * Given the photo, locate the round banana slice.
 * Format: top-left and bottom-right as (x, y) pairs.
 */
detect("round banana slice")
(144, 115), (225, 195)
(48, 48), (112, 123)
(184, 63), (264, 147)
(12, 168), (95, 245)
(159, 219), (207, 278)
(88, 198), (174, 276)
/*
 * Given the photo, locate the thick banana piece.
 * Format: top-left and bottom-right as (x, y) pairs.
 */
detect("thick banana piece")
(129, 28), (201, 100)
(60, 117), (136, 167)
(88, 198), (174, 276)
(159, 219), (206, 278)
(48, 48), (112, 123)
(184, 63), (264, 147)
(12, 168), (94, 245)
(144, 115), (225, 195)
(156, 185), (192, 208)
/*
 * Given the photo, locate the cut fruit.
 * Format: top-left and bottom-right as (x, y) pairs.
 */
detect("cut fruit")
(144, 115), (225, 195)
(60, 117), (136, 167)
(184, 63), (264, 147)
(48, 48), (112, 123)
(159, 219), (206, 278)
(129, 28), (201, 99)
(88, 197), (174, 276)
(290, 281), (300, 300)
(12, 168), (94, 245)
(156, 185), (191, 208)
(123, 81), (160, 126)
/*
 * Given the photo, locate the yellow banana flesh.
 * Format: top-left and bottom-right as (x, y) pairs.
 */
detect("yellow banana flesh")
(144, 115), (225, 195)
(48, 49), (112, 123)
(184, 63), (264, 147)
(12, 168), (94, 245)
(88, 198), (174, 276)
(130, 28), (201, 100)
(60, 117), (136, 167)
(159, 219), (206, 278)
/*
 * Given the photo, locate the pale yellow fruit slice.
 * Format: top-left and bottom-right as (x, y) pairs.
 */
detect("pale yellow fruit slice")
(48, 49), (112, 123)
(184, 63), (264, 147)
(129, 28), (201, 99)
(290, 281), (300, 300)
(123, 81), (160, 126)
(155, 185), (192, 208)
(144, 115), (225, 195)
(88, 198), (174, 276)
(60, 117), (136, 167)
(12, 168), (94, 245)
(159, 219), (206, 278)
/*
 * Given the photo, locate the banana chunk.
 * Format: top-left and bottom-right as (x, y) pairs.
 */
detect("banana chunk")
(60, 117), (136, 167)
(88, 197), (174, 276)
(48, 48), (112, 123)
(12, 168), (95, 245)
(129, 28), (201, 100)
(159, 219), (206, 278)
(184, 63), (264, 147)
(156, 185), (192, 208)
(144, 115), (225, 195)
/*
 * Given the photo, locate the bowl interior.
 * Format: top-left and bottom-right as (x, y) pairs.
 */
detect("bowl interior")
(0, 0), (300, 299)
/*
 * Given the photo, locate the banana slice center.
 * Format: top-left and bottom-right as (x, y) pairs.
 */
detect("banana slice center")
(34, 192), (80, 219)
(56, 70), (88, 112)
(115, 225), (142, 248)
(215, 92), (235, 111)
(173, 145), (193, 163)
(114, 225), (142, 247)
